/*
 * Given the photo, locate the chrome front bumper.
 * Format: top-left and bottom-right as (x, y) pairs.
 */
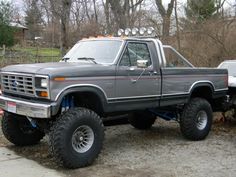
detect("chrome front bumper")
(0, 95), (52, 118)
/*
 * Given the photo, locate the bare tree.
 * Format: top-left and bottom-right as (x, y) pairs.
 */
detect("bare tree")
(102, 0), (112, 33)
(92, 0), (98, 23)
(49, 0), (72, 55)
(155, 0), (175, 38)
(174, 0), (180, 50)
(108, 0), (144, 30)
(216, 0), (227, 17)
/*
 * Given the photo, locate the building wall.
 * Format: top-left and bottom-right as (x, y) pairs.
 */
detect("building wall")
(13, 28), (27, 46)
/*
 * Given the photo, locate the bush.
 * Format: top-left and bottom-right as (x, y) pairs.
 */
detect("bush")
(0, 1), (14, 47)
(0, 24), (14, 47)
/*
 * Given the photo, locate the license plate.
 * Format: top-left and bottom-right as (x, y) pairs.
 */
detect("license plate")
(7, 102), (16, 113)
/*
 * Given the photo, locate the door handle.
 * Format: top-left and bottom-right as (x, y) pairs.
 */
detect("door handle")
(149, 71), (158, 75)
(129, 67), (135, 71)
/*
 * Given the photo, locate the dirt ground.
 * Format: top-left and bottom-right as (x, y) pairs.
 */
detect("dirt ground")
(1, 114), (236, 177)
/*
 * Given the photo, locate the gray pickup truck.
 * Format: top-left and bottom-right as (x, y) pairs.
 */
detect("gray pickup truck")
(0, 37), (228, 168)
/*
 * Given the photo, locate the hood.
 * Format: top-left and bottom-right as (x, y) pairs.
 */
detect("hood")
(1, 62), (115, 77)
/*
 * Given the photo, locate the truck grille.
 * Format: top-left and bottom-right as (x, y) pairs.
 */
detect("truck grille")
(1, 73), (35, 96)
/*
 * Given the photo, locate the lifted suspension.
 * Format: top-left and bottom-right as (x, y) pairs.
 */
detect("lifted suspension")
(148, 108), (179, 122)
(61, 95), (75, 112)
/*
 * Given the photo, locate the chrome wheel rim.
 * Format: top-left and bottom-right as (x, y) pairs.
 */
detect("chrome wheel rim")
(196, 110), (208, 130)
(72, 125), (94, 153)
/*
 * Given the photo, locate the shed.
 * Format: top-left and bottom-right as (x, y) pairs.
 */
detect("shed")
(9, 22), (28, 45)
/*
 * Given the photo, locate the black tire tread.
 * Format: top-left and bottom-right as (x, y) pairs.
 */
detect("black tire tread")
(1, 112), (45, 146)
(129, 111), (156, 130)
(180, 97), (212, 141)
(49, 107), (104, 169)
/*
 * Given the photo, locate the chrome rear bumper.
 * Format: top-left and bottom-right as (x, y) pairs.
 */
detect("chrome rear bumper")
(0, 95), (52, 118)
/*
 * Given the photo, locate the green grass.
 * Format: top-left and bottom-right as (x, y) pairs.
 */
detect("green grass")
(15, 47), (61, 56)
(0, 47), (62, 65)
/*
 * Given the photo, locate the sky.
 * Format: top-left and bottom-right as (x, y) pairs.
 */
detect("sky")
(9, 0), (236, 7)
(7, 0), (236, 17)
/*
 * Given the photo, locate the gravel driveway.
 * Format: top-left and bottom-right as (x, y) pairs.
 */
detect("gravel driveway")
(1, 115), (236, 177)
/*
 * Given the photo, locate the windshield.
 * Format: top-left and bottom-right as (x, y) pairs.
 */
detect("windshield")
(63, 40), (123, 64)
(219, 62), (236, 76)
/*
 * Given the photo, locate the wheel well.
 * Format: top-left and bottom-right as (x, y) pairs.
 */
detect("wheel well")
(190, 86), (213, 103)
(63, 92), (105, 116)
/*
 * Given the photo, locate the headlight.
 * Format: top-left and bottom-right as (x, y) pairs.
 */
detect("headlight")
(35, 76), (49, 88)
(41, 79), (48, 88)
(35, 75), (50, 99)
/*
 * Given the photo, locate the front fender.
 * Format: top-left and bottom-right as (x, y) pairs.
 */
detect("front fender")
(51, 85), (108, 116)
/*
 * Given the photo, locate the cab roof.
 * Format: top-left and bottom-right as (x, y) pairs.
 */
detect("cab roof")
(80, 36), (160, 43)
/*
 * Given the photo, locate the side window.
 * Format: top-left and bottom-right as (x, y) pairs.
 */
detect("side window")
(120, 43), (152, 67)
(164, 47), (191, 67)
(120, 48), (130, 66)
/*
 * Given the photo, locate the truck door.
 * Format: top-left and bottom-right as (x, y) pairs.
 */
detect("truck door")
(114, 41), (161, 102)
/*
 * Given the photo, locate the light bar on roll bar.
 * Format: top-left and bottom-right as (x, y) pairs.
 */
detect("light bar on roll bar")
(117, 27), (156, 37)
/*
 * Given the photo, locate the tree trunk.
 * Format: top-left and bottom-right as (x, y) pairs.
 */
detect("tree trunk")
(108, 0), (124, 29)
(155, 0), (175, 39)
(92, 0), (98, 23)
(162, 16), (171, 37)
(60, 0), (72, 56)
(84, 0), (91, 22)
(60, 19), (67, 56)
(102, 0), (111, 34)
(174, 0), (181, 50)
(108, 0), (143, 30)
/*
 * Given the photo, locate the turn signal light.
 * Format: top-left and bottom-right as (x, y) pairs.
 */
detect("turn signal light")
(54, 77), (65, 81)
(39, 91), (48, 97)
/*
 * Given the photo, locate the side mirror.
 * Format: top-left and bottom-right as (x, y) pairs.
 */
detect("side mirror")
(137, 60), (148, 68)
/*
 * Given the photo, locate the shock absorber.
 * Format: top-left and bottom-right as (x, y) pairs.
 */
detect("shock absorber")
(61, 95), (74, 113)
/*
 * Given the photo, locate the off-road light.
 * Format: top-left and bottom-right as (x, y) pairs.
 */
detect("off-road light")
(139, 27), (147, 35)
(147, 27), (155, 35)
(131, 28), (139, 35)
(124, 28), (131, 36)
(117, 29), (124, 36)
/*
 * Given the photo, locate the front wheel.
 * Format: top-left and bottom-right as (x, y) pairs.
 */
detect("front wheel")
(49, 107), (104, 169)
(180, 97), (212, 140)
(1, 112), (45, 146)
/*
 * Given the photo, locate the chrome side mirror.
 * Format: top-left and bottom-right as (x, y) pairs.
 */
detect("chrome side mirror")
(137, 60), (148, 68)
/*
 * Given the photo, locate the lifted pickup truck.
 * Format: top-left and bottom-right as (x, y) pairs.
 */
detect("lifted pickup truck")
(0, 36), (228, 168)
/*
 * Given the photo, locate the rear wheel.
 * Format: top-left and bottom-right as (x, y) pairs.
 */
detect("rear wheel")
(180, 97), (212, 140)
(1, 112), (45, 146)
(129, 110), (156, 130)
(49, 107), (104, 169)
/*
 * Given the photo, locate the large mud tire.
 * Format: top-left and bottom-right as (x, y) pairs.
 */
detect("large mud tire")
(1, 112), (45, 146)
(180, 98), (212, 141)
(49, 107), (104, 169)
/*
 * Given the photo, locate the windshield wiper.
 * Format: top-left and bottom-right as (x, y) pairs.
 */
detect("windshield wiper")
(61, 57), (70, 62)
(77, 57), (97, 64)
